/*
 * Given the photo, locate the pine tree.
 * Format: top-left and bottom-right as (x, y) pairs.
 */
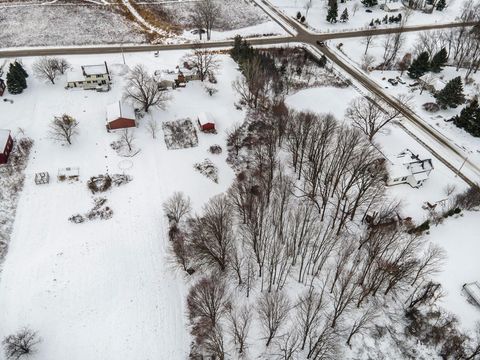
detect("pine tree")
(326, 1), (338, 23)
(13, 61), (27, 90)
(435, 76), (466, 109)
(436, 0), (446, 10)
(430, 48), (448, 73)
(6, 63), (24, 94)
(452, 99), (480, 136)
(14, 61), (28, 79)
(340, 8), (349, 22)
(407, 51), (430, 79)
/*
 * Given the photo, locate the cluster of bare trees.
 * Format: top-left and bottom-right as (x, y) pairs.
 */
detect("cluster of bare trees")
(184, 44), (220, 82)
(164, 102), (453, 358)
(33, 56), (70, 84)
(411, 22), (480, 79)
(190, 0), (220, 41)
(2, 328), (40, 360)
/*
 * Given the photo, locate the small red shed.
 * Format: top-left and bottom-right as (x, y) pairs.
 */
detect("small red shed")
(106, 101), (137, 131)
(0, 129), (14, 165)
(0, 79), (6, 97)
(197, 112), (215, 132)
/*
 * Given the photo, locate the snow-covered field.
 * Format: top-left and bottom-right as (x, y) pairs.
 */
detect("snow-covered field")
(0, 5), (147, 48)
(0, 50), (242, 359)
(430, 211), (480, 331)
(0, 0), (286, 48)
(270, 0), (469, 32)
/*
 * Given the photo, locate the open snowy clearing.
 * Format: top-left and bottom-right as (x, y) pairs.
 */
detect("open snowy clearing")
(270, 0), (469, 33)
(0, 50), (242, 360)
(430, 211), (480, 331)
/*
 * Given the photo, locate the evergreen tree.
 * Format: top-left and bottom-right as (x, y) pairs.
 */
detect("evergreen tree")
(6, 63), (24, 94)
(326, 1), (338, 23)
(296, 11), (302, 19)
(407, 51), (430, 79)
(14, 61), (28, 79)
(436, 0), (446, 10)
(435, 76), (465, 109)
(452, 99), (480, 136)
(369, 19), (374, 26)
(430, 47), (448, 73)
(361, 0), (378, 7)
(13, 61), (27, 89)
(340, 8), (349, 22)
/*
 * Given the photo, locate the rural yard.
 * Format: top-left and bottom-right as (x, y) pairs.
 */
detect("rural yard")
(0, 0), (480, 359)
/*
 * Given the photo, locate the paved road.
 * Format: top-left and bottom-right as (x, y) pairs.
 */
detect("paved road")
(0, 0), (478, 184)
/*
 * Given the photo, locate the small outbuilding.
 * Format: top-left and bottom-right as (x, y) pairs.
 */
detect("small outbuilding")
(106, 101), (137, 131)
(35, 172), (50, 185)
(0, 78), (6, 97)
(0, 129), (14, 165)
(197, 112), (216, 132)
(463, 282), (480, 307)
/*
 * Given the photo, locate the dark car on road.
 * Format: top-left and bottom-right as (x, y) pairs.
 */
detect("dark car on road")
(316, 41), (325, 47)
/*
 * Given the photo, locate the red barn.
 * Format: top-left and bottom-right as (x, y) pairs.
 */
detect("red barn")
(106, 101), (136, 131)
(0, 79), (6, 97)
(197, 112), (215, 132)
(0, 129), (14, 165)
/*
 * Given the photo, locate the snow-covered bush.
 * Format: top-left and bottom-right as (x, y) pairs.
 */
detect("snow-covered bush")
(194, 159), (218, 183)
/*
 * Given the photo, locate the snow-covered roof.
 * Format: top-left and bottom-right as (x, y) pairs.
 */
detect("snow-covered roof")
(83, 64), (108, 76)
(388, 163), (410, 179)
(0, 129), (11, 148)
(388, 149), (433, 179)
(198, 112), (215, 125)
(106, 101), (136, 123)
(384, 2), (403, 10)
(66, 68), (85, 83)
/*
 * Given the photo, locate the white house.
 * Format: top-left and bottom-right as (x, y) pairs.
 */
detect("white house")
(66, 62), (111, 90)
(387, 149), (434, 188)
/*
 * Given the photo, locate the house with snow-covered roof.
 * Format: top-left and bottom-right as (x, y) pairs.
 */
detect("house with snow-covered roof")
(387, 149), (433, 188)
(66, 62), (111, 90)
(0, 129), (14, 165)
(106, 101), (136, 131)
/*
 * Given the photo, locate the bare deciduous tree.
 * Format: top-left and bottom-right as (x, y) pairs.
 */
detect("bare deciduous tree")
(146, 117), (159, 139)
(191, 0), (220, 41)
(124, 64), (170, 112)
(187, 276), (229, 327)
(345, 96), (401, 141)
(33, 57), (59, 84)
(120, 128), (135, 152)
(203, 325), (226, 360)
(258, 291), (291, 347)
(296, 285), (327, 350)
(346, 305), (378, 347)
(52, 58), (70, 74)
(163, 192), (192, 224)
(228, 305), (252, 355)
(184, 44), (220, 81)
(190, 195), (233, 272)
(49, 114), (79, 145)
(2, 328), (40, 360)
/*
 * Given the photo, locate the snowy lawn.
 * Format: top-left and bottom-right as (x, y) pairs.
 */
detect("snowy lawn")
(270, 0), (469, 32)
(0, 51), (242, 359)
(430, 211), (480, 331)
